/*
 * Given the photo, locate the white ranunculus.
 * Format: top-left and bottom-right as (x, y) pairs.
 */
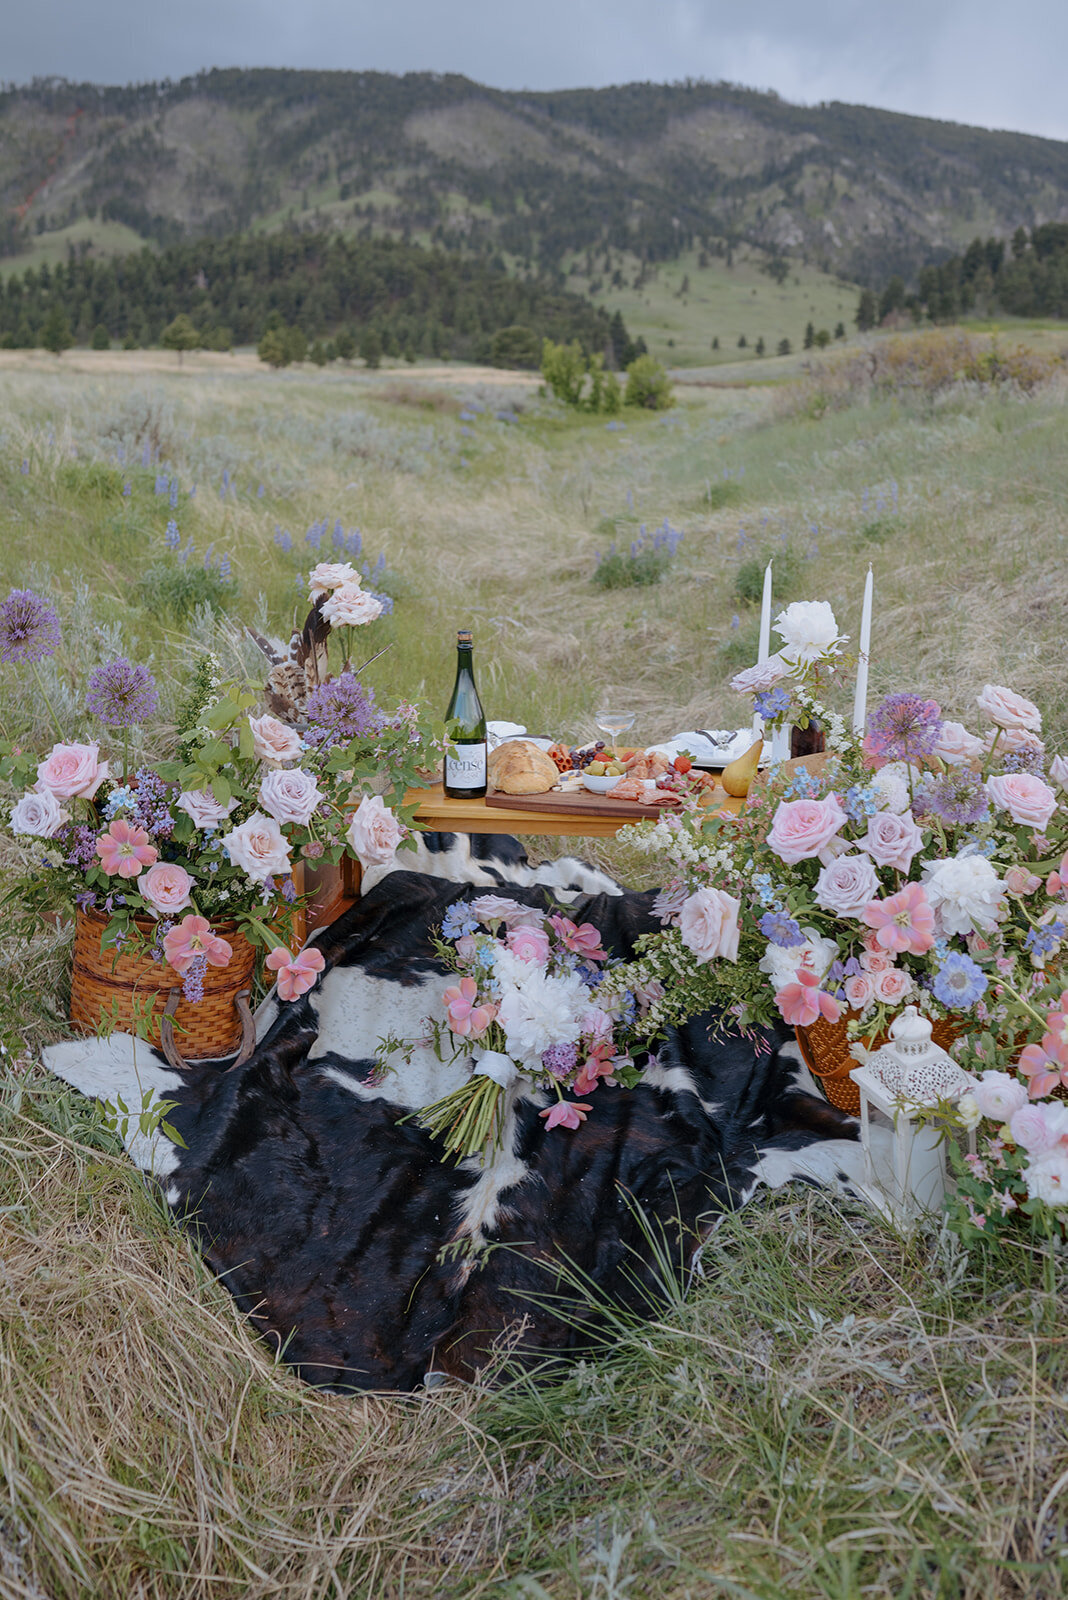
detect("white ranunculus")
(496, 963), (588, 1068)
(259, 766), (323, 827)
(10, 787), (67, 837)
(758, 926), (839, 989)
(955, 1092), (982, 1132)
(773, 601), (844, 666)
(222, 810), (292, 884)
(321, 582), (384, 629)
(921, 853), (1006, 937)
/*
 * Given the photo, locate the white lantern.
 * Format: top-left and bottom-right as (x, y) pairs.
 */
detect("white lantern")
(848, 1006), (975, 1224)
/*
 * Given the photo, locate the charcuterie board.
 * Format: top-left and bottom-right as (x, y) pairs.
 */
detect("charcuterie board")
(485, 785), (684, 822)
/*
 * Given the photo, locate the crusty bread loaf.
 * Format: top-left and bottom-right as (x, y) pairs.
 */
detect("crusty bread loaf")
(487, 740), (559, 795)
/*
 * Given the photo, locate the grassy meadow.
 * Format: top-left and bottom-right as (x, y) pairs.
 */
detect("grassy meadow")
(2, 334), (1068, 1598)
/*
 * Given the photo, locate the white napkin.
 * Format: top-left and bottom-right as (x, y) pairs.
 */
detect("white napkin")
(654, 729), (770, 767)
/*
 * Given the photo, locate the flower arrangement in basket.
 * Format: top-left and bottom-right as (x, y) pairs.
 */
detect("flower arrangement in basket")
(379, 894), (656, 1162)
(615, 597), (1068, 1240)
(0, 565), (433, 1064)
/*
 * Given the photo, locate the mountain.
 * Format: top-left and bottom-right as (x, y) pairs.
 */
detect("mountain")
(4, 70), (1068, 286)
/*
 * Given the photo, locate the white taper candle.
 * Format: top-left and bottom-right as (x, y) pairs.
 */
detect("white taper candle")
(752, 561), (773, 742)
(853, 564), (873, 736)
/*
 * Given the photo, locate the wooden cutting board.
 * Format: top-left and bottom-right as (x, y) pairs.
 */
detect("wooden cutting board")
(485, 784), (682, 822)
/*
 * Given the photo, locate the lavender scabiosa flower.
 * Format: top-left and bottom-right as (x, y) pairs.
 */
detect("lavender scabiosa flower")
(305, 670), (384, 746)
(932, 952), (987, 1009)
(0, 589), (61, 665)
(542, 1042), (579, 1079)
(759, 910), (803, 948)
(866, 692), (943, 764)
(85, 659), (160, 728)
(913, 770), (990, 828)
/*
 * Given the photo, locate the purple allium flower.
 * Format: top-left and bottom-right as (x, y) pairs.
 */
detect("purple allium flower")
(932, 952), (987, 1008)
(85, 659), (160, 728)
(542, 1042), (579, 1079)
(0, 588), (61, 665)
(866, 693), (943, 764)
(759, 910), (803, 947)
(305, 669), (384, 745)
(913, 770), (990, 828)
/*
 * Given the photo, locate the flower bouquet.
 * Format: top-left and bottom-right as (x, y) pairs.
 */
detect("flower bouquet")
(729, 598), (852, 757)
(382, 895), (655, 1162)
(617, 599), (1068, 1235)
(0, 566), (433, 1061)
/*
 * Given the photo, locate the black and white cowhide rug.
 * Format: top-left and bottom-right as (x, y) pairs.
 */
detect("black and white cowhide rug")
(44, 832), (870, 1393)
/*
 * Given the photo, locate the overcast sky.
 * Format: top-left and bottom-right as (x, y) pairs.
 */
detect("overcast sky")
(7, 1), (1068, 143)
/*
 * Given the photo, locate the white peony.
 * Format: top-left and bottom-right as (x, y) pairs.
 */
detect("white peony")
(921, 853), (1006, 937)
(773, 601), (844, 666)
(758, 926), (839, 990)
(496, 961), (589, 1069)
(1023, 1150), (1068, 1208)
(10, 788), (67, 837)
(321, 582), (384, 629)
(869, 762), (922, 815)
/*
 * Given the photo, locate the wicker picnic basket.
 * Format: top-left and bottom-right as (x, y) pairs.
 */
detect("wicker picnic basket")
(70, 909), (257, 1068)
(796, 1011), (963, 1116)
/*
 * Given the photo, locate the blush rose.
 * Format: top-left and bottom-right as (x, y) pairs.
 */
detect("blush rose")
(138, 861), (194, 916)
(678, 887), (741, 963)
(36, 741), (109, 800)
(221, 810), (292, 883)
(976, 684), (1042, 733)
(767, 793), (847, 865)
(986, 773), (1058, 833)
(346, 794), (405, 870)
(860, 809), (925, 872)
(248, 714), (303, 764)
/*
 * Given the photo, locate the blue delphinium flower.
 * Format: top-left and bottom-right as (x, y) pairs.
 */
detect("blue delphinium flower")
(441, 902), (479, 939)
(760, 910), (803, 947)
(754, 686), (792, 721)
(932, 953), (987, 1009)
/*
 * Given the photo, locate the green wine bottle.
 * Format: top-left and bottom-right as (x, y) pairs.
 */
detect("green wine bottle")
(443, 629), (488, 799)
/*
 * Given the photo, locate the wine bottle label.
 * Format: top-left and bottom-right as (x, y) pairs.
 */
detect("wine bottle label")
(445, 744), (487, 788)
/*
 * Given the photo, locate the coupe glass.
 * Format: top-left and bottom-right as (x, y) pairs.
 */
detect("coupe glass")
(594, 708), (636, 756)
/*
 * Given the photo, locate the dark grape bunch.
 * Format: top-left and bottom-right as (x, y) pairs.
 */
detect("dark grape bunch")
(570, 740), (606, 770)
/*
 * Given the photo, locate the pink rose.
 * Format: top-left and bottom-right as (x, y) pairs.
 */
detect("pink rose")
(10, 788), (67, 837)
(177, 788), (237, 829)
(138, 861), (194, 916)
(678, 887), (741, 963)
(860, 809), (925, 872)
(971, 1070), (1029, 1122)
(872, 966), (914, 1006)
(307, 561), (358, 601)
(248, 713), (303, 764)
(860, 948), (893, 974)
(985, 727), (1045, 758)
(469, 895), (530, 929)
(258, 766), (323, 827)
(766, 793), (847, 865)
(730, 653), (790, 694)
(36, 741), (109, 800)
(346, 794), (404, 870)
(1005, 865), (1042, 896)
(1009, 1101), (1068, 1156)
(321, 582), (384, 629)
(507, 924), (552, 964)
(986, 773), (1058, 833)
(844, 972), (875, 1011)
(1049, 755), (1068, 792)
(813, 853), (880, 919)
(221, 810), (292, 883)
(932, 721), (985, 765)
(977, 684), (1042, 733)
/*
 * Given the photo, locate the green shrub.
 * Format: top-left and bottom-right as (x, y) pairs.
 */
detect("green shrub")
(734, 546), (802, 606)
(541, 338), (588, 407)
(624, 354), (674, 410)
(58, 462), (126, 501)
(91, 324), (110, 350)
(592, 520), (683, 588)
(135, 562), (238, 621)
(490, 325), (541, 369)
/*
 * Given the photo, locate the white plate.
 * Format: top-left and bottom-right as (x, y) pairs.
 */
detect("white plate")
(582, 773), (656, 796)
(655, 730), (771, 770)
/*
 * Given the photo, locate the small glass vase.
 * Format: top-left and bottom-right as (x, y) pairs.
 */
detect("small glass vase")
(769, 724), (792, 764)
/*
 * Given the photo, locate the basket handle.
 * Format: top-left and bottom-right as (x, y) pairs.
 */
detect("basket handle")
(160, 987), (257, 1072)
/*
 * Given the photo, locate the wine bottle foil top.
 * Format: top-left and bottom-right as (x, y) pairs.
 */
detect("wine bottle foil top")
(456, 629), (473, 645)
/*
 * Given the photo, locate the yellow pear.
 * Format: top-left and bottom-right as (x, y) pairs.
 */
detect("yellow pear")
(719, 738), (763, 798)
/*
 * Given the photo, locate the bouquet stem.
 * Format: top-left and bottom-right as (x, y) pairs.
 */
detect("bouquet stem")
(415, 1075), (506, 1163)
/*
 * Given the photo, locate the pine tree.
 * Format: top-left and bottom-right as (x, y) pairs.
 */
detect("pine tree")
(803, 321), (815, 349)
(41, 305), (73, 355)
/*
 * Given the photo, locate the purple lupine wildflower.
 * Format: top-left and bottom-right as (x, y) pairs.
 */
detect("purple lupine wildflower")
(0, 588), (61, 664)
(865, 692), (943, 764)
(169, 480), (179, 509)
(123, 481), (132, 497)
(20, 459), (29, 475)
(86, 659), (159, 728)
(346, 530), (362, 557)
(164, 520), (180, 550)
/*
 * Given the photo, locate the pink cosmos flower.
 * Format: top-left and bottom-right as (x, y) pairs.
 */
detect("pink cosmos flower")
(775, 967), (841, 1028)
(539, 1100), (593, 1131)
(766, 793), (847, 865)
(162, 914), (233, 975)
(265, 944), (326, 1002)
(549, 914), (607, 961)
(862, 882), (935, 955)
(95, 818), (158, 879)
(506, 924), (552, 964)
(442, 974), (497, 1038)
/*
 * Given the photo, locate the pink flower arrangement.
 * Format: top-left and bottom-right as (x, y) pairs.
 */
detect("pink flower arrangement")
(265, 944), (326, 1001)
(95, 819), (158, 879)
(443, 975), (497, 1038)
(163, 914), (233, 974)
